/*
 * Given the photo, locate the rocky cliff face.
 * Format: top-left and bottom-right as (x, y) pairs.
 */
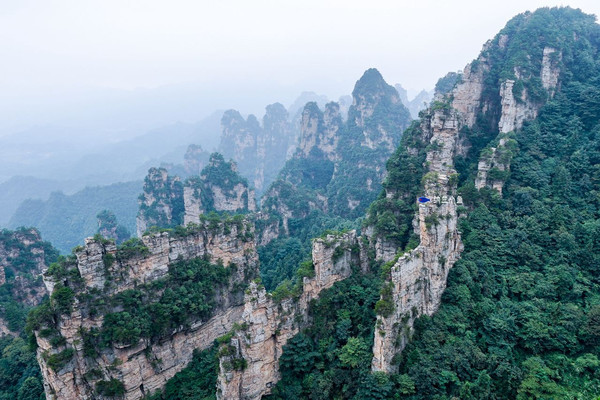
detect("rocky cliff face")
(258, 69), (412, 242)
(136, 168), (184, 237)
(371, 197), (463, 373)
(183, 144), (211, 177)
(216, 231), (366, 399)
(296, 102), (342, 161)
(183, 153), (256, 226)
(36, 218), (257, 400)
(219, 104), (296, 194)
(0, 228), (55, 302)
(474, 135), (517, 193)
(350, 68), (411, 151)
(371, 104), (464, 373)
(369, 23), (566, 373)
(477, 41), (561, 191)
(498, 46), (561, 134)
(0, 228), (57, 334)
(138, 154), (256, 234)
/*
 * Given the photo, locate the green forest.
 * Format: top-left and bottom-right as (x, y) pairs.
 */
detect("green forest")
(0, 229), (58, 400)
(3, 6), (600, 400)
(9, 182), (141, 254)
(266, 8), (600, 400)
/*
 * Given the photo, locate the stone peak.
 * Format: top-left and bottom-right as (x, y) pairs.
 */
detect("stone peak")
(352, 68), (397, 100)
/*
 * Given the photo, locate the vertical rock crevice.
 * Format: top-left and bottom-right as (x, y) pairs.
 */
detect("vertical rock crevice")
(217, 231), (365, 399)
(35, 219), (257, 400)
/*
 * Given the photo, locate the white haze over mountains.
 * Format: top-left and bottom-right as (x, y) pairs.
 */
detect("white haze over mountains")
(0, 0), (599, 228)
(2, 0), (599, 137)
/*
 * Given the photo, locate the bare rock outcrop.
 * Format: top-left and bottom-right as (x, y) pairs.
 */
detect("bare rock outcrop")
(138, 154), (256, 233)
(0, 228), (54, 306)
(219, 105), (296, 194)
(498, 47), (561, 134)
(541, 47), (561, 94)
(136, 168), (183, 237)
(217, 231), (365, 400)
(36, 219), (257, 400)
(478, 45), (562, 191)
(497, 79), (538, 134)
(450, 57), (489, 129)
(296, 102), (342, 161)
(183, 154), (256, 226)
(474, 136), (517, 193)
(371, 103), (464, 373)
(371, 196), (463, 373)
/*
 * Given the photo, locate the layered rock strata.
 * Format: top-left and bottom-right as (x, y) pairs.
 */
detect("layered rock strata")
(36, 220), (257, 400)
(183, 155), (256, 226)
(217, 231), (366, 399)
(371, 106), (464, 373)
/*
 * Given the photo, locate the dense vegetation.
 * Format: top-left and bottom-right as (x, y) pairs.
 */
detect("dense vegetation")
(9, 181), (141, 254)
(27, 254), (236, 360)
(0, 336), (45, 400)
(138, 153), (254, 237)
(144, 346), (219, 400)
(138, 167), (185, 232)
(0, 228), (59, 400)
(259, 69), (411, 289)
(365, 120), (427, 252)
(0, 228), (58, 333)
(273, 69), (412, 221)
(262, 7), (600, 400)
(363, 7), (600, 399)
(96, 209), (131, 244)
(96, 256), (232, 346)
(265, 272), (387, 400)
(10, 7), (600, 400)
(186, 152), (253, 213)
(259, 213), (359, 291)
(397, 17), (600, 395)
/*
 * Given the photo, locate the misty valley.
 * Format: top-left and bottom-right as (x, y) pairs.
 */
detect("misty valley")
(2, 6), (600, 400)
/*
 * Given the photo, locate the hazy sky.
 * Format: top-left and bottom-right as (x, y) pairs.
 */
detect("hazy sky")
(1, 0), (599, 135)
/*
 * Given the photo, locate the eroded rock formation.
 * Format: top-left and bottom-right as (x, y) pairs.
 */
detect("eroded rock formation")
(136, 168), (184, 237)
(183, 154), (256, 226)
(217, 231), (366, 399)
(370, 33), (565, 373)
(219, 104), (297, 194)
(0, 228), (57, 334)
(371, 105), (464, 373)
(296, 102), (342, 161)
(138, 154), (256, 234)
(35, 219), (257, 400)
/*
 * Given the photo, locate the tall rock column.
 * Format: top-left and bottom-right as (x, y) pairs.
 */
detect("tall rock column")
(35, 219), (257, 400)
(371, 107), (464, 373)
(217, 231), (364, 400)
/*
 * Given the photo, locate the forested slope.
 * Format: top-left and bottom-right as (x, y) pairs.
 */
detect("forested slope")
(269, 7), (600, 400)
